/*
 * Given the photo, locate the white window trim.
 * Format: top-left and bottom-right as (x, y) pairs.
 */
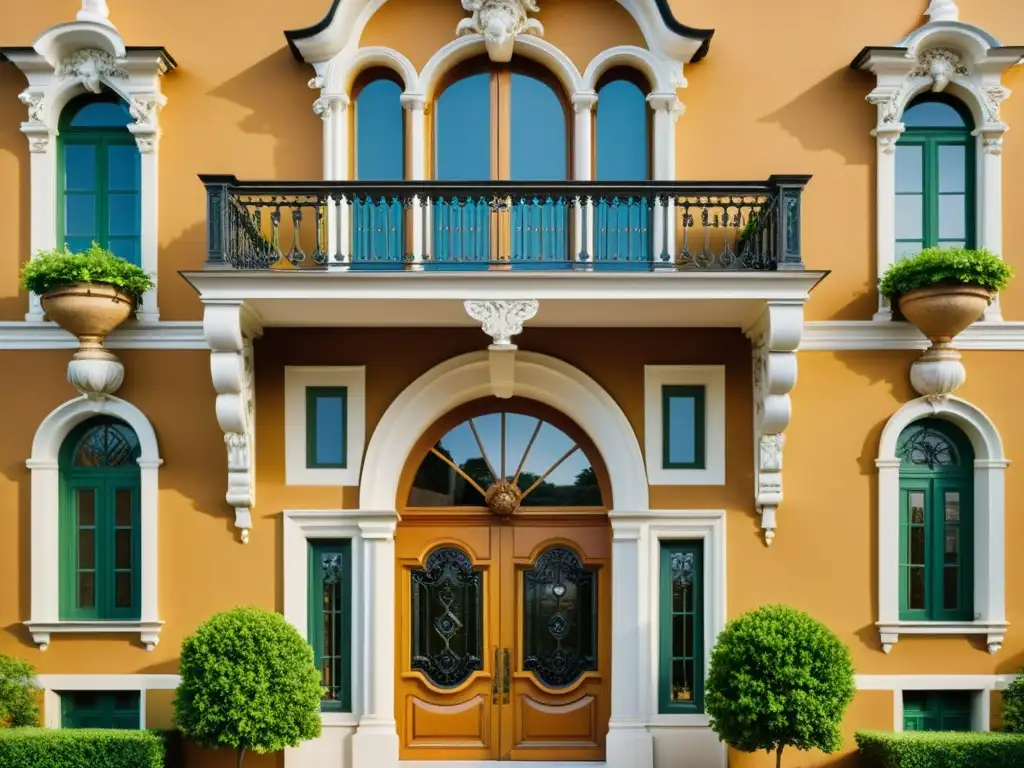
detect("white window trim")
(639, 511), (726, 728)
(37, 673), (179, 729)
(644, 365), (725, 485)
(855, 11), (1021, 322)
(876, 396), (1009, 654)
(285, 366), (366, 486)
(857, 674), (1020, 733)
(4, 7), (173, 322)
(283, 509), (397, 729)
(25, 395), (163, 652)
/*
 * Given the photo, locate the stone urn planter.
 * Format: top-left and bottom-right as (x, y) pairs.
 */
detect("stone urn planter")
(880, 248), (1013, 401)
(22, 245), (154, 400)
(42, 282), (134, 398)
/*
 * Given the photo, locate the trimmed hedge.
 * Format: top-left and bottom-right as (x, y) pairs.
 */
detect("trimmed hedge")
(0, 728), (166, 768)
(856, 730), (1024, 767)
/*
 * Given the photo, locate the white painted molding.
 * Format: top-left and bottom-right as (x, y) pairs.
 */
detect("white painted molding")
(464, 299), (539, 399)
(203, 301), (263, 543)
(643, 366), (725, 486)
(284, 367), (366, 487)
(5, 9), (174, 321)
(854, 11), (1023, 320)
(0, 321), (206, 349)
(876, 396), (1009, 654)
(359, 350), (649, 511)
(745, 301), (805, 546)
(801, 320), (1024, 350)
(25, 395), (162, 651)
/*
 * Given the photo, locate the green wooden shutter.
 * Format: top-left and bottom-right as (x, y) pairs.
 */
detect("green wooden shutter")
(658, 541), (704, 714)
(309, 540), (352, 711)
(903, 691), (972, 732)
(60, 691), (140, 729)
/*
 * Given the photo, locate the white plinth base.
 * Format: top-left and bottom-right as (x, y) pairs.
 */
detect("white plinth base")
(606, 722), (654, 768)
(351, 720), (400, 768)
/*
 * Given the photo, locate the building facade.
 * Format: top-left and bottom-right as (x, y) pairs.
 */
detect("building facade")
(0, 0), (1022, 766)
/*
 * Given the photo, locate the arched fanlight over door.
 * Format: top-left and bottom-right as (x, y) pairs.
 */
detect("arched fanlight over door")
(407, 411), (604, 513)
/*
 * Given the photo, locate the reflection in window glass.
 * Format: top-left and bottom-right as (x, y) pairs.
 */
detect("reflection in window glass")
(662, 385), (706, 470)
(408, 412), (602, 508)
(903, 100), (967, 128)
(306, 387), (347, 469)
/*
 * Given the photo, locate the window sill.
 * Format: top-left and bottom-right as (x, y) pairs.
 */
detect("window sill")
(877, 621), (1008, 655)
(322, 712), (359, 728)
(25, 620), (164, 652)
(647, 713), (711, 728)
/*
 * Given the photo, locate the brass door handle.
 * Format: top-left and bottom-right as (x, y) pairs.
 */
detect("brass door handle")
(502, 648), (511, 704)
(492, 647), (500, 704)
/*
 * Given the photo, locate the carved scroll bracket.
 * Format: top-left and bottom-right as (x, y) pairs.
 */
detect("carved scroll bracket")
(745, 301), (805, 546)
(464, 299), (539, 399)
(204, 300), (263, 543)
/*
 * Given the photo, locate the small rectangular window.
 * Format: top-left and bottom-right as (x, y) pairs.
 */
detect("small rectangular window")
(306, 387), (347, 469)
(309, 540), (352, 712)
(662, 385), (706, 470)
(903, 690), (973, 732)
(659, 541), (703, 714)
(60, 690), (140, 729)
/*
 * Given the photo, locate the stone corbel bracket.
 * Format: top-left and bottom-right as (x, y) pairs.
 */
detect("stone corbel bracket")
(745, 301), (805, 546)
(204, 301), (263, 543)
(464, 300), (539, 398)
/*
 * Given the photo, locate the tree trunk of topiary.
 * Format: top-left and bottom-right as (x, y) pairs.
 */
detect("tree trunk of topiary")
(237, 746), (246, 768)
(775, 745), (784, 768)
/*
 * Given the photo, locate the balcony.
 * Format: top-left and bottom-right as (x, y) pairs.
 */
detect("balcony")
(186, 175), (825, 329)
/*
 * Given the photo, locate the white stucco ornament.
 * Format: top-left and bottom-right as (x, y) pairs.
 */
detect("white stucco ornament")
(465, 299), (539, 399)
(457, 0), (545, 63)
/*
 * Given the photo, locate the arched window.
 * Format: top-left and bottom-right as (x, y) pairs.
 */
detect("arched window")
(896, 418), (973, 621)
(432, 60), (569, 267)
(59, 417), (141, 620)
(352, 70), (406, 267)
(595, 69), (651, 267)
(59, 92), (141, 264)
(407, 410), (604, 509)
(895, 95), (974, 260)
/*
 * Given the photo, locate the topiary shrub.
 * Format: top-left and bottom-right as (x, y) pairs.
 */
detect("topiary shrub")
(1002, 673), (1024, 733)
(878, 247), (1013, 300)
(856, 730), (1024, 767)
(0, 655), (40, 728)
(173, 606), (323, 768)
(705, 604), (856, 768)
(20, 244), (155, 309)
(0, 728), (165, 768)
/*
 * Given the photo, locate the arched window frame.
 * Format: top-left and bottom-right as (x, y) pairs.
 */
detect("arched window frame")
(25, 396), (162, 651)
(877, 397), (1009, 654)
(57, 91), (143, 266)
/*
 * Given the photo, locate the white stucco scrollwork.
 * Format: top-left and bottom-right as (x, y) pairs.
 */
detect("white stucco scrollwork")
(457, 0), (544, 63)
(465, 299), (539, 347)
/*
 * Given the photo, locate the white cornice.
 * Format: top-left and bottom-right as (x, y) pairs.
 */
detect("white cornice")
(0, 321), (205, 350)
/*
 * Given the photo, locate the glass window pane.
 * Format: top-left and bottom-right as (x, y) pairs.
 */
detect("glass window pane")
(596, 78), (649, 181)
(909, 566), (925, 610)
(65, 194), (97, 238)
(903, 100), (967, 128)
(314, 395), (345, 466)
(68, 100), (132, 128)
(64, 145), (96, 191)
(671, 658), (694, 703)
(77, 489), (96, 527)
(108, 193), (140, 236)
(356, 78), (405, 181)
(910, 526), (925, 564)
(663, 386), (705, 469)
(78, 528), (95, 570)
(895, 145), (923, 193)
(511, 72), (566, 181)
(115, 571), (132, 608)
(78, 572), (95, 609)
(107, 237), (140, 264)
(943, 566), (959, 611)
(672, 613), (690, 658)
(938, 195), (966, 240)
(436, 73), (490, 181)
(115, 489), (132, 527)
(107, 145), (140, 191)
(896, 241), (923, 260)
(944, 491), (960, 522)
(115, 529), (132, 569)
(938, 145), (966, 193)
(895, 195), (924, 240)
(909, 491), (925, 525)
(944, 528), (959, 563)
(522, 547), (597, 688)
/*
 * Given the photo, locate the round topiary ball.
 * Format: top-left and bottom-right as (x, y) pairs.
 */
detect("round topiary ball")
(705, 604), (856, 767)
(174, 606), (323, 767)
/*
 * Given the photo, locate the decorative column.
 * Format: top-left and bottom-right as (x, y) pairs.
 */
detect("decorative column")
(647, 93), (683, 264)
(402, 93), (427, 266)
(352, 514), (400, 768)
(203, 300), (263, 543)
(310, 79), (351, 268)
(129, 94), (165, 321)
(746, 301), (804, 546)
(19, 91), (56, 322)
(868, 120), (904, 320)
(606, 515), (654, 768)
(571, 92), (596, 181)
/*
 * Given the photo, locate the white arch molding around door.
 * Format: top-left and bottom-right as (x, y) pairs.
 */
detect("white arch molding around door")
(25, 395), (163, 651)
(876, 395), (1009, 654)
(359, 350), (649, 511)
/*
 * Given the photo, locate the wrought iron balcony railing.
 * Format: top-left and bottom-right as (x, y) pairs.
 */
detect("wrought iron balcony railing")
(202, 175), (809, 272)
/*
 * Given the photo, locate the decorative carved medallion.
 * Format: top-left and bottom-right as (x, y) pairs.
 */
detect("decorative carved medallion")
(58, 49), (129, 93)
(465, 299), (539, 347)
(457, 0), (545, 63)
(912, 48), (969, 92)
(484, 480), (522, 516)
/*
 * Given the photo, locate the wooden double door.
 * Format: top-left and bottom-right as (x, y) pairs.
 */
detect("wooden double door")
(396, 517), (610, 762)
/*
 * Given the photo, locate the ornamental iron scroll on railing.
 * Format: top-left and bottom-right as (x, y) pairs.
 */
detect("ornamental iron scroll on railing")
(202, 176), (809, 272)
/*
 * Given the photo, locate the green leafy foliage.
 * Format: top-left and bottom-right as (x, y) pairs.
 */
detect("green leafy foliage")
(856, 730), (1024, 767)
(878, 247), (1013, 299)
(20, 244), (155, 307)
(0, 655), (40, 728)
(1002, 674), (1024, 733)
(0, 728), (165, 768)
(173, 607), (323, 767)
(705, 605), (856, 766)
